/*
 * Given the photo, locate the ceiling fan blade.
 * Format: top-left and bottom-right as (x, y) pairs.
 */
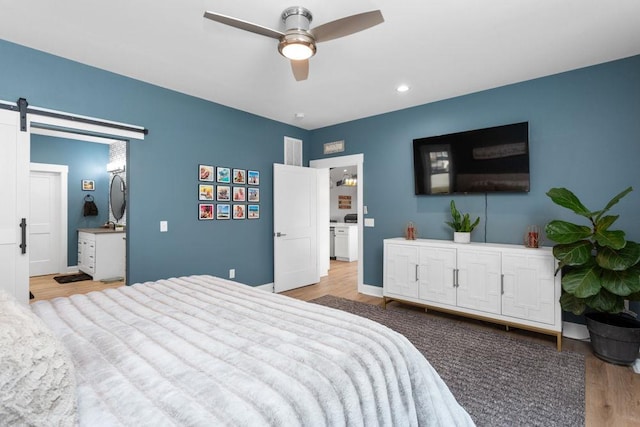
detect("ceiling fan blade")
(203, 11), (284, 40)
(291, 60), (309, 81)
(312, 10), (384, 43)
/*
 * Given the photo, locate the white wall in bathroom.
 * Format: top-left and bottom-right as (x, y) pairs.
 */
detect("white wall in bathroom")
(108, 140), (126, 225)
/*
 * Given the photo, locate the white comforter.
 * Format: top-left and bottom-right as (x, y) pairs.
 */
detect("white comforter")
(31, 275), (474, 426)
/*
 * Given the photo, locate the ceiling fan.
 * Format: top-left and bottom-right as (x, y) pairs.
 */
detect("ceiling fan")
(203, 6), (384, 81)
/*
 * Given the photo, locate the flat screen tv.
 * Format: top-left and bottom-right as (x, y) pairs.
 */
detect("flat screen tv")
(413, 122), (529, 195)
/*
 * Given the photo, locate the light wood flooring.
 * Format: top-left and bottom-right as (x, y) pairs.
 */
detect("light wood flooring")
(30, 261), (640, 426)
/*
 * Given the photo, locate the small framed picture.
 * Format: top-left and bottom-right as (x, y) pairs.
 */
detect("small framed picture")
(216, 204), (230, 220)
(233, 186), (246, 201)
(247, 187), (260, 202)
(247, 204), (260, 219)
(247, 170), (260, 185)
(198, 184), (214, 201)
(198, 204), (214, 220)
(233, 169), (246, 184)
(233, 204), (246, 219)
(82, 180), (95, 191)
(199, 165), (214, 182)
(217, 167), (231, 183)
(216, 185), (230, 201)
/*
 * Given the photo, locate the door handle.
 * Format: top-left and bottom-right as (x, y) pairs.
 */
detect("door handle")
(415, 264), (419, 281)
(274, 232), (287, 237)
(501, 274), (504, 295)
(19, 218), (27, 254)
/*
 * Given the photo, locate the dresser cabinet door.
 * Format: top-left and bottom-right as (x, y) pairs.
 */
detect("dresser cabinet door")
(456, 249), (502, 315)
(418, 246), (457, 305)
(384, 244), (419, 299)
(501, 252), (557, 325)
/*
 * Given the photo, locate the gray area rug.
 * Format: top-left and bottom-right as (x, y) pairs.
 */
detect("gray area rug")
(311, 295), (585, 427)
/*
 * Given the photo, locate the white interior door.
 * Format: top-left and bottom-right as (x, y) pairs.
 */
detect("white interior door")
(29, 169), (61, 276)
(273, 163), (319, 292)
(0, 108), (30, 303)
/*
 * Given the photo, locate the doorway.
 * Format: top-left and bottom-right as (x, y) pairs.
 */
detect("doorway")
(310, 154), (364, 294)
(27, 132), (130, 298)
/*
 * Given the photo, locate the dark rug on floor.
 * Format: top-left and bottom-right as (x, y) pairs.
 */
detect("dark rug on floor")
(53, 273), (93, 284)
(310, 295), (585, 427)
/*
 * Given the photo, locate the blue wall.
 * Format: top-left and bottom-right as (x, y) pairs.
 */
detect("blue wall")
(30, 135), (110, 265)
(309, 55), (640, 289)
(2, 38), (640, 298)
(0, 39), (310, 285)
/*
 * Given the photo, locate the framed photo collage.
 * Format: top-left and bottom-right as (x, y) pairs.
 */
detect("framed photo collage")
(198, 165), (260, 221)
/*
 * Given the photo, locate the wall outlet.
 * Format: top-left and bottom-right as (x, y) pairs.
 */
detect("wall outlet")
(364, 218), (375, 227)
(160, 221), (168, 232)
(229, 268), (235, 279)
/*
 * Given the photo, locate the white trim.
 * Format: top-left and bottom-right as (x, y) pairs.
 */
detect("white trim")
(30, 163), (68, 274)
(1, 98), (145, 141)
(310, 154), (365, 294)
(255, 282), (275, 292)
(27, 105), (145, 140)
(360, 283), (383, 298)
(31, 126), (123, 145)
(562, 321), (590, 341)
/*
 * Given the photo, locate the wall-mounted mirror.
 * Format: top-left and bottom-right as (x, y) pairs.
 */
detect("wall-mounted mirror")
(110, 174), (126, 221)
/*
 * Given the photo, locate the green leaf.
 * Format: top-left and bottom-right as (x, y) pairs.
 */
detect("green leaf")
(559, 292), (587, 315)
(595, 215), (619, 232)
(585, 289), (625, 313)
(450, 200), (461, 224)
(545, 220), (592, 244)
(461, 214), (470, 230)
(469, 216), (480, 232)
(552, 241), (592, 266)
(595, 186), (633, 222)
(561, 264), (602, 298)
(596, 241), (640, 270)
(594, 229), (626, 250)
(601, 268), (640, 296)
(546, 188), (592, 217)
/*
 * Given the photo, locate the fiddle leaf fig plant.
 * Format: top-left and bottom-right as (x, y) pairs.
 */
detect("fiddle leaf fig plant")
(445, 200), (480, 232)
(545, 187), (640, 315)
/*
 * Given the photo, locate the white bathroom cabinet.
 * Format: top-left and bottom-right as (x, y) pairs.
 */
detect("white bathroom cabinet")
(78, 229), (126, 281)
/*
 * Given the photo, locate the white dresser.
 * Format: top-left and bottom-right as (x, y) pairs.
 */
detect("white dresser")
(78, 229), (126, 281)
(383, 238), (563, 350)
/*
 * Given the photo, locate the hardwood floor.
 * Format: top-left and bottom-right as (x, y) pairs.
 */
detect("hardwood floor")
(30, 261), (640, 426)
(30, 273), (124, 302)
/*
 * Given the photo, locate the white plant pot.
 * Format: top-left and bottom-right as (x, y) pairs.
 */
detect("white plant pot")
(453, 232), (471, 244)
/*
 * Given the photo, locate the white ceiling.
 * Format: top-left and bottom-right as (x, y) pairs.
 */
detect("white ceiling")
(1, 1), (639, 130)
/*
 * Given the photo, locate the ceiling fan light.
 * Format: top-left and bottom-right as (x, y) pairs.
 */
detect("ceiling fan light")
(278, 32), (316, 60)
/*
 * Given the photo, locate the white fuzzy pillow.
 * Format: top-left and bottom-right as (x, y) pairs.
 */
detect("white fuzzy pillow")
(0, 290), (78, 426)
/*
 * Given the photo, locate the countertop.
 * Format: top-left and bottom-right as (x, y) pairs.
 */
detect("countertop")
(78, 228), (126, 234)
(330, 222), (357, 227)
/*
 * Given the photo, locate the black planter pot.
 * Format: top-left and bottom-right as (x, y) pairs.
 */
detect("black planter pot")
(585, 312), (640, 365)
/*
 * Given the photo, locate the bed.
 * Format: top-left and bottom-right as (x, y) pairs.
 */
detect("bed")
(2, 275), (474, 426)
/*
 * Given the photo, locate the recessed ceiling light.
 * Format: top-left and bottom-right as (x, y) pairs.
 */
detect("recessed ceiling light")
(294, 112), (305, 119)
(396, 84), (410, 93)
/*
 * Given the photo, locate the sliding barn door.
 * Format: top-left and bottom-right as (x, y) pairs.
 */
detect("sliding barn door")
(0, 109), (30, 303)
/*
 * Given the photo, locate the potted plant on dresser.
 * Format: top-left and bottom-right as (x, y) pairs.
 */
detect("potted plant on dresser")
(545, 187), (640, 365)
(446, 200), (480, 243)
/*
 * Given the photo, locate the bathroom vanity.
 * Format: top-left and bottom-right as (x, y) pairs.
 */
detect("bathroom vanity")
(77, 228), (126, 281)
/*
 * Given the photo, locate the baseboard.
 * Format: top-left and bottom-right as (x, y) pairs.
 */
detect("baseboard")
(67, 266), (79, 274)
(562, 321), (590, 341)
(360, 283), (383, 297)
(255, 282), (274, 293)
